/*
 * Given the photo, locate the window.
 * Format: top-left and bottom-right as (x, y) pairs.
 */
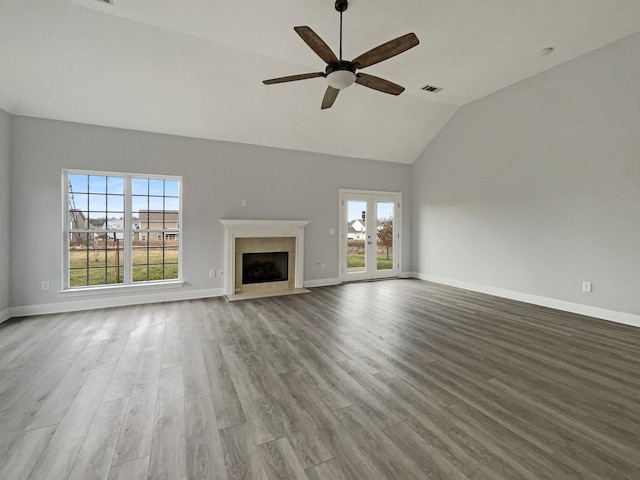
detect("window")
(64, 170), (181, 289)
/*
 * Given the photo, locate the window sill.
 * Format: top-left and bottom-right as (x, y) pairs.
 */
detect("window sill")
(59, 280), (185, 297)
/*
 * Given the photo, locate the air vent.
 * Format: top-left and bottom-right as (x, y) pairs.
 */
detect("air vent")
(420, 84), (442, 93)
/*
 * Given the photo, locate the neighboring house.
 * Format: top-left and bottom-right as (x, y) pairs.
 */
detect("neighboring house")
(135, 210), (180, 243)
(347, 219), (365, 240)
(68, 209), (88, 246)
(347, 218), (391, 240)
(104, 218), (125, 241)
(69, 209), (87, 230)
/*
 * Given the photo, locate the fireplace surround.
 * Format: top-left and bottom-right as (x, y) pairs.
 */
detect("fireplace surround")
(220, 220), (310, 299)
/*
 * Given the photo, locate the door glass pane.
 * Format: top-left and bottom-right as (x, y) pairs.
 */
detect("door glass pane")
(376, 202), (394, 271)
(347, 200), (367, 273)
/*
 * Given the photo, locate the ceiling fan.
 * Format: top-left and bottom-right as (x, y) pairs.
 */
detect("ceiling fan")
(263, 0), (419, 109)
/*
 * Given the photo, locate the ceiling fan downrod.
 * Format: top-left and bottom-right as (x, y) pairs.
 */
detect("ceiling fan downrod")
(335, 0), (348, 60)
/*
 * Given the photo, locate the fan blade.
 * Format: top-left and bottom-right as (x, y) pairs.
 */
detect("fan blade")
(355, 73), (405, 95)
(263, 72), (325, 85)
(351, 33), (419, 69)
(321, 86), (340, 109)
(294, 26), (339, 64)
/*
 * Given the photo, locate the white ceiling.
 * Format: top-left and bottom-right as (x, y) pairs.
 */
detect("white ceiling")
(1, 0), (640, 164)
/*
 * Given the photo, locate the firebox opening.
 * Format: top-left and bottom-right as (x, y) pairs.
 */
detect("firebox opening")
(242, 252), (289, 285)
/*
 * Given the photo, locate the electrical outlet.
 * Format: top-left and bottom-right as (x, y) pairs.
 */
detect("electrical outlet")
(240, 199), (247, 207)
(41, 280), (50, 291)
(582, 281), (592, 292)
(209, 270), (216, 278)
(320, 263), (326, 271)
(329, 228), (335, 235)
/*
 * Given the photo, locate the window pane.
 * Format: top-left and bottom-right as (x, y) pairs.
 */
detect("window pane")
(132, 229), (147, 245)
(164, 197), (179, 212)
(132, 244), (151, 266)
(164, 263), (179, 280)
(132, 178), (148, 195)
(136, 208), (149, 229)
(165, 234), (180, 247)
(69, 193), (88, 212)
(133, 265), (149, 282)
(147, 264), (165, 282)
(107, 194), (124, 213)
(69, 269), (88, 288)
(106, 215), (125, 230)
(376, 202), (394, 271)
(149, 179), (164, 196)
(89, 211), (107, 227)
(164, 237), (179, 279)
(105, 244), (125, 267)
(89, 176), (107, 194)
(88, 243), (107, 268)
(68, 210), (88, 230)
(132, 195), (148, 214)
(347, 200), (367, 273)
(165, 180), (179, 197)
(148, 196), (163, 211)
(136, 214), (146, 230)
(69, 174), (89, 193)
(89, 194), (107, 212)
(164, 210), (179, 229)
(107, 176), (124, 194)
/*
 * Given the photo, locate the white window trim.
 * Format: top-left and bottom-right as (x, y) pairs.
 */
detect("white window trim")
(62, 169), (183, 291)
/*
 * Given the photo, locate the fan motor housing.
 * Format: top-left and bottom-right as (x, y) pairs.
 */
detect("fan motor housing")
(325, 61), (356, 76)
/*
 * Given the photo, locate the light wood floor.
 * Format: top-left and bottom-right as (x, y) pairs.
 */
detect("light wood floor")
(1, 279), (639, 480)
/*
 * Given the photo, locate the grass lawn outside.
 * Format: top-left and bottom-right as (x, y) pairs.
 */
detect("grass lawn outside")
(347, 252), (393, 271)
(69, 246), (178, 287)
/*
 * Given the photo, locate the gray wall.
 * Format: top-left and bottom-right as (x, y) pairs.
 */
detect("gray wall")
(10, 116), (411, 309)
(0, 109), (10, 315)
(412, 32), (640, 315)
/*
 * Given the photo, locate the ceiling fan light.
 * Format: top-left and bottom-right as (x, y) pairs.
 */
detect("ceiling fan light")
(327, 70), (356, 89)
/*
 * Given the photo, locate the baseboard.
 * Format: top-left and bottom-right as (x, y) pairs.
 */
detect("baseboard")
(304, 277), (341, 288)
(408, 272), (640, 329)
(306, 274), (412, 287)
(9, 287), (225, 318)
(0, 307), (12, 324)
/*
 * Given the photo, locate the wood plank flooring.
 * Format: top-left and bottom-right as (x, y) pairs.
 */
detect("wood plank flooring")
(1, 279), (639, 479)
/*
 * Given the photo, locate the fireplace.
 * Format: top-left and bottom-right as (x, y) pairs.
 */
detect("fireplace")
(220, 220), (310, 299)
(242, 252), (288, 284)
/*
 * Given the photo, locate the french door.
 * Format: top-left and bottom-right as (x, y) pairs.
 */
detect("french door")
(339, 189), (401, 282)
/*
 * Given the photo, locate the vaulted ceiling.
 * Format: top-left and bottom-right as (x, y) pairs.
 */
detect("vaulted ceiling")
(1, 0), (640, 163)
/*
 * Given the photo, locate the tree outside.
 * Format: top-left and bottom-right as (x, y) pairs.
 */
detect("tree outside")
(377, 218), (393, 260)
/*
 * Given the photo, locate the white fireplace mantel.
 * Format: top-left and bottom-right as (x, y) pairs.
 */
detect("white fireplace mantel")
(220, 220), (310, 297)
